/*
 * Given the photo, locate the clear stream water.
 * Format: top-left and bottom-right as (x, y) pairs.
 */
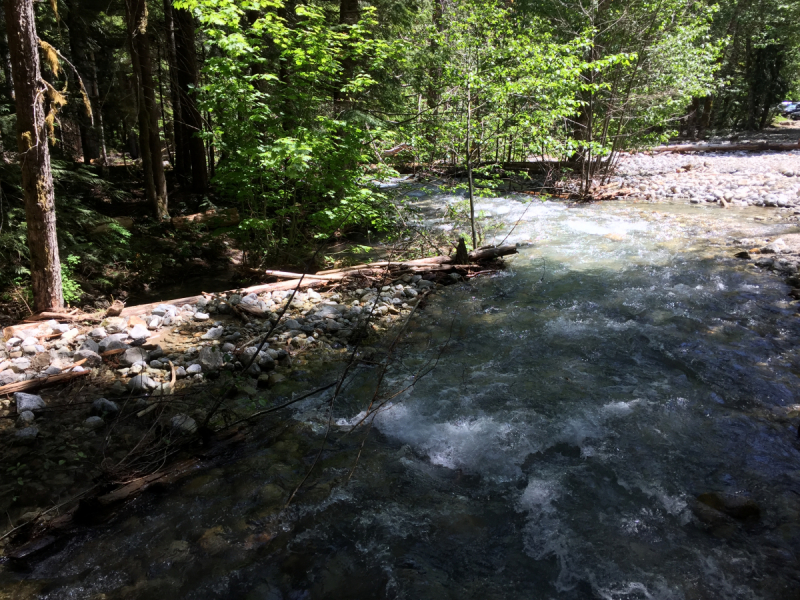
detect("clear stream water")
(5, 196), (800, 599)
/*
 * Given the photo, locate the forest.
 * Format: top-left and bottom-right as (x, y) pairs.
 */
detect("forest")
(0, 0), (798, 312)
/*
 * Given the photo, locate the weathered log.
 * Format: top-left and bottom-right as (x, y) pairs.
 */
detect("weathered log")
(264, 269), (347, 281)
(171, 207), (240, 230)
(650, 141), (800, 154)
(21, 311), (104, 324)
(119, 279), (328, 317)
(0, 370), (90, 396)
(467, 245), (518, 261)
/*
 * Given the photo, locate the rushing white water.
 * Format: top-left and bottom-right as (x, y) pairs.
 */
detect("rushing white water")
(6, 194), (800, 599)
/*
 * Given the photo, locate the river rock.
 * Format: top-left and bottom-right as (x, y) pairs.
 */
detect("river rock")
(128, 374), (159, 393)
(171, 414), (197, 435)
(89, 327), (107, 340)
(15, 392), (46, 413)
(84, 416), (105, 430)
(128, 324), (150, 342)
(74, 349), (102, 368)
(105, 317), (127, 333)
(186, 363), (203, 375)
(201, 326), (224, 340)
(14, 426), (39, 444)
(697, 492), (760, 520)
(91, 398), (119, 418)
(11, 357), (31, 372)
(198, 347), (223, 371)
(194, 312), (210, 321)
(284, 319), (302, 330)
(0, 370), (20, 385)
(16, 410), (35, 428)
(175, 366), (187, 379)
(120, 347), (149, 367)
(80, 338), (100, 353)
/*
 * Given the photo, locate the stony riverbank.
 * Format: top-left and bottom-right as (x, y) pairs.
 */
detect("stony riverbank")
(0, 274), (440, 542)
(601, 149), (800, 207)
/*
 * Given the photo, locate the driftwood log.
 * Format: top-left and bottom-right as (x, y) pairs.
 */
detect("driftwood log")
(0, 370), (90, 396)
(10, 246), (518, 326)
(171, 208), (240, 231)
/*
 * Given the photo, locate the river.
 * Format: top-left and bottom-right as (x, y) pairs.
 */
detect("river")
(4, 195), (800, 599)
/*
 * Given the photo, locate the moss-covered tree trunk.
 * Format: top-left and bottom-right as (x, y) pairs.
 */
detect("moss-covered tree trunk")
(4, 0), (64, 310)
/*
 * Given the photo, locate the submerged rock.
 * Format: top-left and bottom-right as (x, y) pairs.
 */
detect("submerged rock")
(697, 492), (760, 520)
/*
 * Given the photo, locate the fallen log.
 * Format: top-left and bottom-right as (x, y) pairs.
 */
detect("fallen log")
(0, 370), (90, 396)
(317, 247), (516, 275)
(467, 245), (517, 261)
(651, 141), (800, 154)
(119, 279), (329, 318)
(171, 208), (240, 231)
(21, 311), (104, 324)
(264, 269), (348, 281)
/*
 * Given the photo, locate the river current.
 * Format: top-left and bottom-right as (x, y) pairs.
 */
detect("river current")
(5, 195), (800, 599)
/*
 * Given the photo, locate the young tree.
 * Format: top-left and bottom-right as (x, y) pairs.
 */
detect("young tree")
(4, 0), (64, 310)
(405, 0), (589, 247)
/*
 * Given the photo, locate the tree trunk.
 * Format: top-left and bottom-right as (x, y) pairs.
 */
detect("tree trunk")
(466, 81), (476, 250)
(0, 4), (14, 101)
(333, 0), (359, 106)
(89, 51), (108, 167)
(163, 0), (187, 176)
(65, 0), (99, 164)
(174, 7), (207, 193)
(4, 0), (64, 310)
(126, 0), (169, 219)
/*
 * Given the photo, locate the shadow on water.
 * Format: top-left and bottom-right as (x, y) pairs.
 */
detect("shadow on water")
(5, 199), (800, 599)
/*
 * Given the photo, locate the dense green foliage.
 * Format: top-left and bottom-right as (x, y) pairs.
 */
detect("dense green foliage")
(0, 0), (799, 306)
